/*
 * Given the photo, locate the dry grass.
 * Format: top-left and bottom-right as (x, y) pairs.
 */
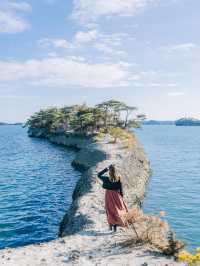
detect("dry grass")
(94, 127), (136, 149)
(108, 127), (136, 149)
(94, 131), (106, 141)
(121, 208), (185, 256)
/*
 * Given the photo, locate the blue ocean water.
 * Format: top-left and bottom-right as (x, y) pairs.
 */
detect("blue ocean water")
(1, 125), (199, 252)
(135, 125), (200, 252)
(0, 125), (81, 249)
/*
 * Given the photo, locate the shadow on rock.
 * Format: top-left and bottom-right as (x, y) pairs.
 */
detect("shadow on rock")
(59, 214), (94, 237)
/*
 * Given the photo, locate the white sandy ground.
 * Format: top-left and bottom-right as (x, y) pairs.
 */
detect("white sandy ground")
(0, 225), (186, 266)
(0, 136), (186, 266)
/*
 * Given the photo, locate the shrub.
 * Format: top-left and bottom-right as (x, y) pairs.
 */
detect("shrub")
(109, 127), (136, 149)
(121, 207), (185, 255)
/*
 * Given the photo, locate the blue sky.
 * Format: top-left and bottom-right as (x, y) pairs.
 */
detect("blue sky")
(0, 0), (199, 122)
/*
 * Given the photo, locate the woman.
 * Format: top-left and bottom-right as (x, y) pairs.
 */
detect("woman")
(97, 164), (128, 232)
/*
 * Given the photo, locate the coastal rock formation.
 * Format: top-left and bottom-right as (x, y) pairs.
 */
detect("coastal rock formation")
(0, 129), (185, 266)
(47, 132), (150, 236)
(29, 128), (150, 236)
(28, 127), (49, 138)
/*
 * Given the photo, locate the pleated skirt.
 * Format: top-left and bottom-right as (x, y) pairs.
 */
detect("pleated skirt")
(105, 189), (128, 227)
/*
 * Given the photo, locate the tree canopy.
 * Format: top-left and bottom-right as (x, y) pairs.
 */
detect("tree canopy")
(25, 100), (146, 134)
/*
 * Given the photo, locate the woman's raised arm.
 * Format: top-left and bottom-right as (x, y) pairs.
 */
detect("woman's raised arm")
(97, 167), (108, 181)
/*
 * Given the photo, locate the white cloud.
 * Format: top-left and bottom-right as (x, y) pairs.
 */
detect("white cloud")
(38, 31), (99, 51)
(6, 2), (32, 12)
(0, 10), (29, 33)
(38, 38), (70, 49)
(94, 32), (129, 56)
(94, 43), (114, 54)
(128, 70), (179, 88)
(0, 1), (31, 33)
(164, 43), (197, 53)
(0, 57), (130, 88)
(74, 30), (128, 56)
(75, 30), (98, 43)
(138, 70), (179, 81)
(148, 82), (177, 87)
(167, 91), (185, 96)
(94, 42), (126, 56)
(38, 30), (128, 58)
(71, 0), (158, 23)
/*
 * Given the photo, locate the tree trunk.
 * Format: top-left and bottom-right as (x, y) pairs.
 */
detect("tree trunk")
(124, 111), (129, 128)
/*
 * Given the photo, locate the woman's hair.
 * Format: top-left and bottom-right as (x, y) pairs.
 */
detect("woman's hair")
(109, 164), (121, 182)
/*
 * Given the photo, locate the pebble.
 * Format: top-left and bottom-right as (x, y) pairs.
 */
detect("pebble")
(62, 257), (69, 263)
(68, 250), (80, 261)
(59, 239), (66, 244)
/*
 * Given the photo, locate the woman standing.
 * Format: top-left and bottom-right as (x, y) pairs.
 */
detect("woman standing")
(97, 164), (128, 232)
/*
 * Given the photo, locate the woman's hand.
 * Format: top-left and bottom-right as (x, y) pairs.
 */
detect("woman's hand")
(108, 164), (115, 170)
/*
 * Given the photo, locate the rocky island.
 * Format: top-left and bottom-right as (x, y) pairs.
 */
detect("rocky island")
(0, 100), (185, 265)
(175, 118), (200, 126)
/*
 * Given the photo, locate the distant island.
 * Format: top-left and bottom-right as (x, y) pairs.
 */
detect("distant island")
(143, 120), (175, 125)
(0, 122), (22, 126)
(175, 118), (200, 126)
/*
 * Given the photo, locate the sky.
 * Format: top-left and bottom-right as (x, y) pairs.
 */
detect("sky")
(0, 0), (199, 122)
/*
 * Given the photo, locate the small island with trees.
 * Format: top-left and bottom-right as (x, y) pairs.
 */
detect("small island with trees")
(25, 100), (146, 143)
(175, 117), (200, 126)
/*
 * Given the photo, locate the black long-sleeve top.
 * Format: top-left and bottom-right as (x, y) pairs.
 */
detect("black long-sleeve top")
(97, 168), (123, 196)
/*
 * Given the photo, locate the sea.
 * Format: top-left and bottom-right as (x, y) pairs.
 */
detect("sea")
(135, 125), (200, 252)
(0, 125), (81, 249)
(0, 125), (199, 251)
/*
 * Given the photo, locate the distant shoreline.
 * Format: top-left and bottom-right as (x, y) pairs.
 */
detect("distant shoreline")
(143, 120), (175, 125)
(0, 123), (23, 126)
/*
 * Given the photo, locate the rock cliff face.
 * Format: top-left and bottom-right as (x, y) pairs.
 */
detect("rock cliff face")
(28, 128), (150, 237)
(28, 127), (49, 138)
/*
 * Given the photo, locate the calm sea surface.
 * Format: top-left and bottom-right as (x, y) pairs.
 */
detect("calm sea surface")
(0, 125), (81, 249)
(135, 125), (200, 252)
(0, 125), (199, 251)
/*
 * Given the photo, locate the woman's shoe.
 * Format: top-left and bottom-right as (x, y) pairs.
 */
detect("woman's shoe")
(109, 224), (113, 231)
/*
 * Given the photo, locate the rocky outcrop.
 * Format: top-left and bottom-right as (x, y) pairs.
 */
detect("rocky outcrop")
(28, 127), (49, 138)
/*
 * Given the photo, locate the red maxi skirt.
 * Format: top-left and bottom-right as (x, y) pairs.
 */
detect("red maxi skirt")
(105, 189), (128, 227)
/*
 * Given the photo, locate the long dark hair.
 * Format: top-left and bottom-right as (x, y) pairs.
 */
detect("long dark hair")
(109, 165), (120, 182)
